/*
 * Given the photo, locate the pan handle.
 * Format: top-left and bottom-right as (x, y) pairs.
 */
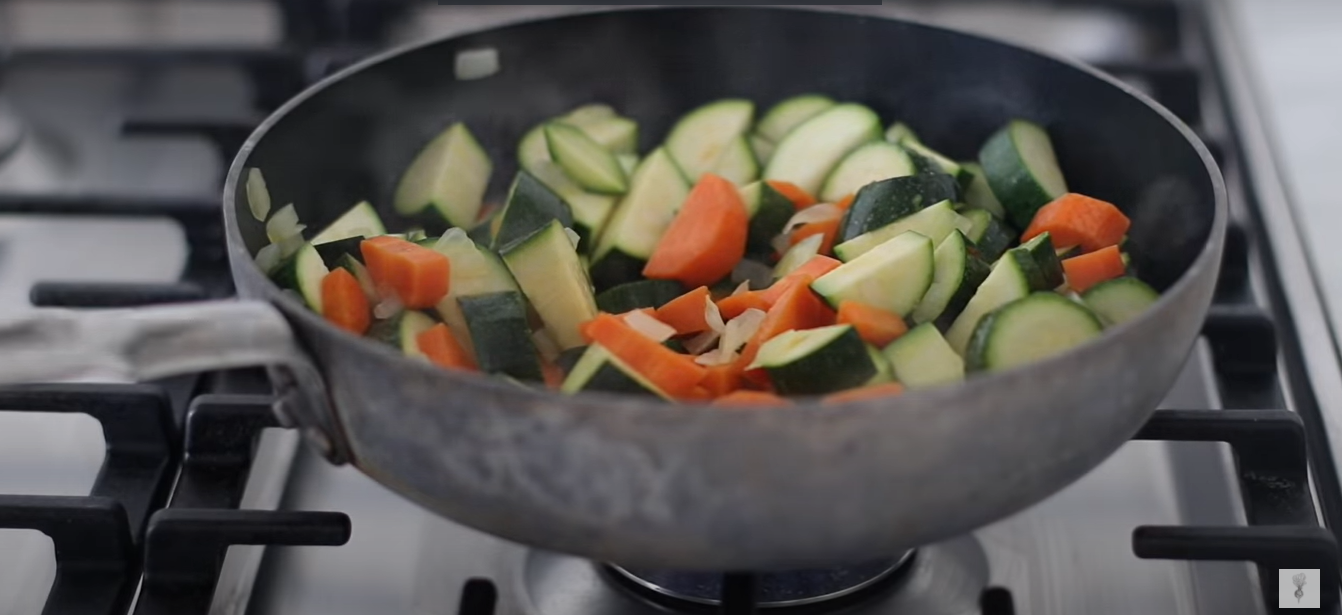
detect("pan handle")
(0, 300), (351, 463)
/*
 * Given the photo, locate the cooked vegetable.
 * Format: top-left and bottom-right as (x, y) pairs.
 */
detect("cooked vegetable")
(501, 220), (598, 350)
(417, 323), (477, 371)
(361, 235), (451, 309)
(773, 233), (824, 279)
(812, 231), (934, 317)
(312, 201), (387, 245)
(1081, 276), (1159, 325)
(836, 172), (958, 245)
(960, 162), (1005, 219)
(834, 199), (960, 261)
(945, 251), (1033, 354)
(836, 300), (909, 347)
(665, 99), (755, 182)
(714, 390), (791, 407)
(911, 230), (992, 327)
(764, 103), (882, 195)
(960, 208), (1015, 262)
(458, 291), (542, 380)
(883, 323), (964, 389)
(712, 136), (760, 185)
(965, 292), (1102, 371)
(749, 324), (876, 396)
(734, 274), (837, 386)
(321, 268), (371, 335)
(740, 181), (799, 256)
(789, 213), (843, 257)
(1063, 245), (1127, 293)
(590, 148), (691, 289)
(655, 286), (713, 335)
(561, 344), (670, 397)
(1016, 232), (1065, 291)
(756, 95), (836, 143)
(545, 122), (628, 195)
(1022, 192), (1131, 253)
(492, 171), (575, 251)
(978, 119), (1068, 228)
(595, 279), (686, 315)
(760, 255), (841, 304)
(272, 243), (329, 311)
(820, 141), (916, 203)
(717, 290), (771, 320)
(370, 310), (437, 358)
(767, 180), (817, 209)
(643, 174), (750, 288)
(580, 313), (707, 398)
(393, 122), (491, 228)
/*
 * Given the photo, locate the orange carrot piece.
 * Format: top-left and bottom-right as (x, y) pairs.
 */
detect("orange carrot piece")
(360, 235), (451, 309)
(765, 180), (817, 209)
(833, 193), (856, 211)
(677, 385), (715, 402)
(579, 314), (708, 398)
(836, 300), (909, 347)
(700, 363), (745, 398)
(759, 255), (842, 305)
(735, 275), (836, 386)
(416, 324), (478, 371)
(713, 390), (791, 408)
(1062, 245), (1128, 292)
(320, 268), (371, 335)
(790, 217), (842, 256)
(822, 383), (905, 404)
(1022, 193), (1131, 252)
(644, 174), (749, 288)
(716, 291), (772, 320)
(655, 286), (712, 335)
(541, 358), (566, 389)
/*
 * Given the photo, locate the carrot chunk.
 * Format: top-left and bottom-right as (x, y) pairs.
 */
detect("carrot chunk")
(713, 390), (791, 407)
(716, 291), (772, 320)
(822, 383), (905, 404)
(836, 300), (909, 347)
(579, 313), (708, 398)
(1022, 193), (1131, 252)
(655, 286), (712, 335)
(790, 217), (841, 256)
(644, 174), (750, 288)
(734, 275), (836, 386)
(759, 255), (842, 305)
(700, 363), (745, 398)
(765, 180), (817, 209)
(416, 323), (478, 371)
(1062, 245), (1128, 292)
(360, 235), (451, 309)
(320, 268), (371, 335)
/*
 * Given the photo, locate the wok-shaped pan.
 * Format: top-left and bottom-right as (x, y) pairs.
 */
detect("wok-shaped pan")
(0, 7), (1225, 571)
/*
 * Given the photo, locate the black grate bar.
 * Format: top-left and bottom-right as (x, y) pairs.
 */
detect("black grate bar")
(979, 587), (1016, 615)
(0, 384), (176, 538)
(0, 495), (135, 615)
(1215, 223), (1250, 300)
(29, 282), (207, 308)
(136, 509), (351, 615)
(173, 394), (280, 509)
(1134, 526), (1339, 608)
(1200, 305), (1278, 378)
(718, 574), (756, 615)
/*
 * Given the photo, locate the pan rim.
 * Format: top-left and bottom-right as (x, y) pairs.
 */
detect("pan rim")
(222, 5), (1228, 417)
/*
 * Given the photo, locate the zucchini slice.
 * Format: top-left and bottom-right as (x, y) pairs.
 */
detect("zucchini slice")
(590, 148), (691, 288)
(739, 180), (798, 257)
(966, 292), (1102, 372)
(944, 253), (1033, 354)
(500, 220), (598, 350)
(883, 121), (919, 145)
(978, 119), (1068, 229)
(865, 344), (895, 386)
(773, 233), (824, 279)
(431, 229), (519, 353)
(393, 122), (492, 228)
(764, 103), (882, 195)
(271, 243), (329, 312)
(912, 230), (992, 327)
(750, 134), (776, 166)
(750, 324), (877, 396)
(820, 141), (917, 203)
(960, 162), (1006, 219)
(811, 231), (935, 317)
(369, 310), (437, 358)
(457, 291), (542, 380)
(665, 99), (755, 182)
(524, 160), (617, 249)
(835, 200), (960, 262)
(756, 94), (836, 143)
(1016, 232), (1065, 291)
(561, 344), (670, 398)
(313, 237), (364, 269)
(492, 170), (575, 252)
(712, 135), (760, 186)
(837, 173), (959, 244)
(545, 122), (628, 195)
(595, 279), (686, 314)
(961, 208), (1015, 262)
(567, 116), (639, 155)
(311, 201), (386, 245)
(882, 323), (965, 389)
(1081, 277), (1159, 326)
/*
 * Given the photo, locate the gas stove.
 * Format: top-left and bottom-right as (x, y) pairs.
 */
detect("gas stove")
(1, 2), (1339, 615)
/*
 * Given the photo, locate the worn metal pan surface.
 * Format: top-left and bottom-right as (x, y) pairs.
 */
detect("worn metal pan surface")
(0, 7), (1225, 571)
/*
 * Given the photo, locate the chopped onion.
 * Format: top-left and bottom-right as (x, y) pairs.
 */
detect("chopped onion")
(782, 203), (841, 235)
(405, 228), (427, 242)
(685, 330), (722, 354)
(455, 47), (500, 81)
(731, 259), (773, 291)
(770, 232), (793, 257)
(694, 348), (734, 366)
(531, 329), (561, 362)
(722, 308), (766, 355)
(704, 295), (726, 334)
(276, 226), (308, 258)
(434, 227), (470, 252)
(623, 310), (676, 343)
(774, 233), (824, 278)
(246, 168), (272, 221)
(564, 227), (582, 250)
(345, 259), (378, 302)
(373, 294), (404, 320)
(266, 203), (303, 244)
(254, 243), (282, 275)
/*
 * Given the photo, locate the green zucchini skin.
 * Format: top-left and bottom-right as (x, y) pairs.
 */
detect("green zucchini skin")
(838, 173), (959, 244)
(457, 291), (543, 381)
(595, 279), (687, 314)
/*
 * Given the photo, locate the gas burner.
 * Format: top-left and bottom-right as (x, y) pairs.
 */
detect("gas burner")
(608, 553), (914, 609)
(0, 98), (23, 163)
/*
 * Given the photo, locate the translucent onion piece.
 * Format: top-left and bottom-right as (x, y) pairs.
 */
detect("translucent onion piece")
(722, 308), (766, 355)
(729, 280), (752, 297)
(531, 329), (561, 362)
(253, 243), (282, 275)
(373, 294), (404, 320)
(454, 47), (500, 81)
(623, 309), (676, 343)
(246, 168), (272, 221)
(685, 330), (722, 355)
(782, 202), (841, 235)
(695, 348), (734, 366)
(276, 226), (308, 258)
(770, 232), (793, 257)
(434, 227), (471, 251)
(704, 295), (726, 334)
(564, 227), (582, 250)
(345, 259), (378, 302)
(774, 233), (824, 279)
(266, 203), (302, 244)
